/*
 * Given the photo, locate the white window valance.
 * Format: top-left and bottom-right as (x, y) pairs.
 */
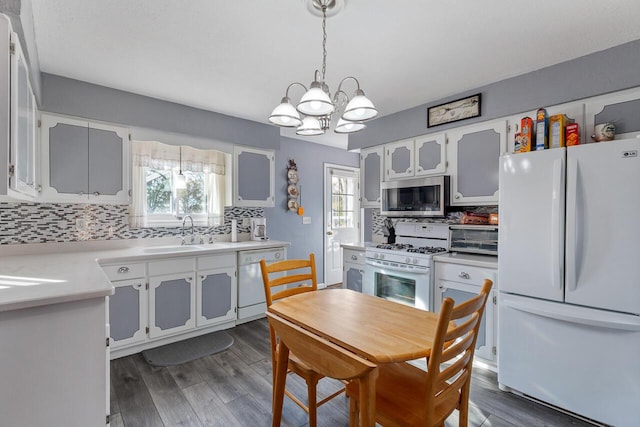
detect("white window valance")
(131, 140), (226, 175)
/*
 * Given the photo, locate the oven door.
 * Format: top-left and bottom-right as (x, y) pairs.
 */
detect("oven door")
(364, 259), (430, 310)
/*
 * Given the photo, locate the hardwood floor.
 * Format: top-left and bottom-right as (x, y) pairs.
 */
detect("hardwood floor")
(110, 318), (595, 427)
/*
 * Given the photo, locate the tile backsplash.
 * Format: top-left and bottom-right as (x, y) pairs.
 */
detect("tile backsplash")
(0, 203), (263, 245)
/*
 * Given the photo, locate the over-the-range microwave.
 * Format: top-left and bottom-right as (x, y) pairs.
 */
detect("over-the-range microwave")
(380, 175), (449, 217)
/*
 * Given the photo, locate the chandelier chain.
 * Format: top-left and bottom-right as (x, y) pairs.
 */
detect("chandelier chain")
(321, 4), (327, 83)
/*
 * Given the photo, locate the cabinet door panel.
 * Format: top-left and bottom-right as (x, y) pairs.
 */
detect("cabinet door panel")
(360, 147), (383, 206)
(149, 274), (195, 338)
(343, 265), (363, 292)
(49, 122), (89, 195)
(109, 279), (147, 347)
(436, 280), (495, 362)
(233, 146), (275, 207)
(385, 140), (414, 179)
(585, 87), (640, 141)
(197, 267), (236, 327)
(449, 120), (506, 205)
(89, 127), (123, 196)
(415, 134), (446, 176)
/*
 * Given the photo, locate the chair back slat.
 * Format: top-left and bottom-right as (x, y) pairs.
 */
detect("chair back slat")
(260, 254), (317, 307)
(424, 279), (493, 425)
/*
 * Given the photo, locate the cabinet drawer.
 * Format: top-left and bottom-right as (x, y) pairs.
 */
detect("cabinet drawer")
(197, 253), (236, 270)
(148, 257), (195, 276)
(343, 248), (365, 265)
(436, 262), (497, 286)
(101, 262), (146, 281)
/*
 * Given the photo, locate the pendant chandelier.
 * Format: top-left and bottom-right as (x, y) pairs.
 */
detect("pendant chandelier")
(268, 0), (378, 136)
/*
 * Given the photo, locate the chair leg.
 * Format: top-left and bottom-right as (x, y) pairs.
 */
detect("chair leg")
(306, 376), (319, 427)
(272, 344), (290, 427)
(349, 395), (359, 427)
(459, 379), (471, 427)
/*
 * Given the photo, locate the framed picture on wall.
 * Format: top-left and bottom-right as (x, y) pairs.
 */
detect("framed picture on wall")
(427, 94), (481, 127)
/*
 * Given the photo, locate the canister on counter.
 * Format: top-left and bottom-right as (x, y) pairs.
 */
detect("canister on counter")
(566, 123), (580, 146)
(549, 114), (571, 148)
(535, 108), (548, 150)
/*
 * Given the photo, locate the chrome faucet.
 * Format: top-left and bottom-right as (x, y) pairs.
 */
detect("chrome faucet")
(181, 215), (195, 245)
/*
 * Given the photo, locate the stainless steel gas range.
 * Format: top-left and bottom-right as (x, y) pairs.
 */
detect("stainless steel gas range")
(364, 222), (449, 311)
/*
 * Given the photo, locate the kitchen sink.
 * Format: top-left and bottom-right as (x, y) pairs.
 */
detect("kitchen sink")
(142, 245), (206, 254)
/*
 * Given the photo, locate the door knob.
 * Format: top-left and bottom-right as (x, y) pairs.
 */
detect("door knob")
(326, 231), (333, 236)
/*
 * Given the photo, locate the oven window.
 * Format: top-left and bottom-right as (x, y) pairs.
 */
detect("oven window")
(374, 271), (416, 307)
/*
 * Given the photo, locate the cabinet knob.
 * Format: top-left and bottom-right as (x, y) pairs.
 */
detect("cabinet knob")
(93, 191), (100, 196)
(275, 253), (281, 259)
(351, 255), (358, 261)
(79, 191), (84, 196)
(458, 272), (470, 279)
(134, 283), (142, 289)
(117, 266), (130, 274)
(187, 277), (193, 282)
(455, 194), (461, 199)
(201, 275), (205, 279)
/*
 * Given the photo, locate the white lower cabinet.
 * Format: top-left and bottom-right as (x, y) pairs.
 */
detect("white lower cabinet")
(109, 278), (148, 347)
(434, 257), (498, 368)
(196, 253), (237, 327)
(149, 272), (196, 338)
(104, 252), (238, 358)
(342, 247), (365, 292)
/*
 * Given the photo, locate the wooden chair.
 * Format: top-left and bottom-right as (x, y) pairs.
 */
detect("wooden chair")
(267, 311), (378, 427)
(347, 279), (493, 427)
(260, 253), (345, 427)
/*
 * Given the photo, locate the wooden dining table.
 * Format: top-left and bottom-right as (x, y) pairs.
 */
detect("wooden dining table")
(267, 288), (443, 426)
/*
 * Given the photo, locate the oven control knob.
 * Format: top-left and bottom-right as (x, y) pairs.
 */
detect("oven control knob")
(405, 257), (411, 264)
(373, 253), (379, 259)
(413, 258), (418, 264)
(379, 254), (384, 260)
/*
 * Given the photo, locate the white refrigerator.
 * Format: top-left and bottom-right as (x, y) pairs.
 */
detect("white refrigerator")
(497, 138), (640, 427)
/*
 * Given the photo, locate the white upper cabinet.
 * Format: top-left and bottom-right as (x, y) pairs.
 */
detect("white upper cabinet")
(414, 133), (446, 176)
(40, 114), (130, 204)
(447, 119), (507, 206)
(9, 33), (39, 198)
(385, 139), (415, 180)
(360, 146), (384, 207)
(385, 133), (446, 181)
(233, 146), (275, 207)
(0, 19), (39, 200)
(585, 87), (640, 142)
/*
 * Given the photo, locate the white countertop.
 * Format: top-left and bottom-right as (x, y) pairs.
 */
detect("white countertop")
(0, 238), (290, 313)
(433, 252), (498, 269)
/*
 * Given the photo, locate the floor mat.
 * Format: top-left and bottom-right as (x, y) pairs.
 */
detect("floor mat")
(142, 331), (234, 367)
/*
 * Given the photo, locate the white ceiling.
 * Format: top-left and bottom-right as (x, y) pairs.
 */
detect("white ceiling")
(29, 0), (640, 149)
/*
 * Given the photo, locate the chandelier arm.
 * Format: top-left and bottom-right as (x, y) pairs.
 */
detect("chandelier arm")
(336, 76), (362, 97)
(284, 82), (308, 98)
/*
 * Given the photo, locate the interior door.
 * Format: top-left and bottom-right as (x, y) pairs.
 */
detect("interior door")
(324, 164), (360, 286)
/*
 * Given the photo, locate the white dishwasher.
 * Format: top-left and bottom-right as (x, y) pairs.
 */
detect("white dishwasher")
(237, 247), (286, 324)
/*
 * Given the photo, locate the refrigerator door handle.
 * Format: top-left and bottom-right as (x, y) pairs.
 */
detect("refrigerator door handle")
(566, 157), (578, 292)
(551, 157), (565, 290)
(503, 297), (640, 331)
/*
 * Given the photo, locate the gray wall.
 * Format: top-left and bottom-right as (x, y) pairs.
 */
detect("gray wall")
(41, 73), (281, 150)
(265, 136), (359, 284)
(349, 39), (640, 150)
